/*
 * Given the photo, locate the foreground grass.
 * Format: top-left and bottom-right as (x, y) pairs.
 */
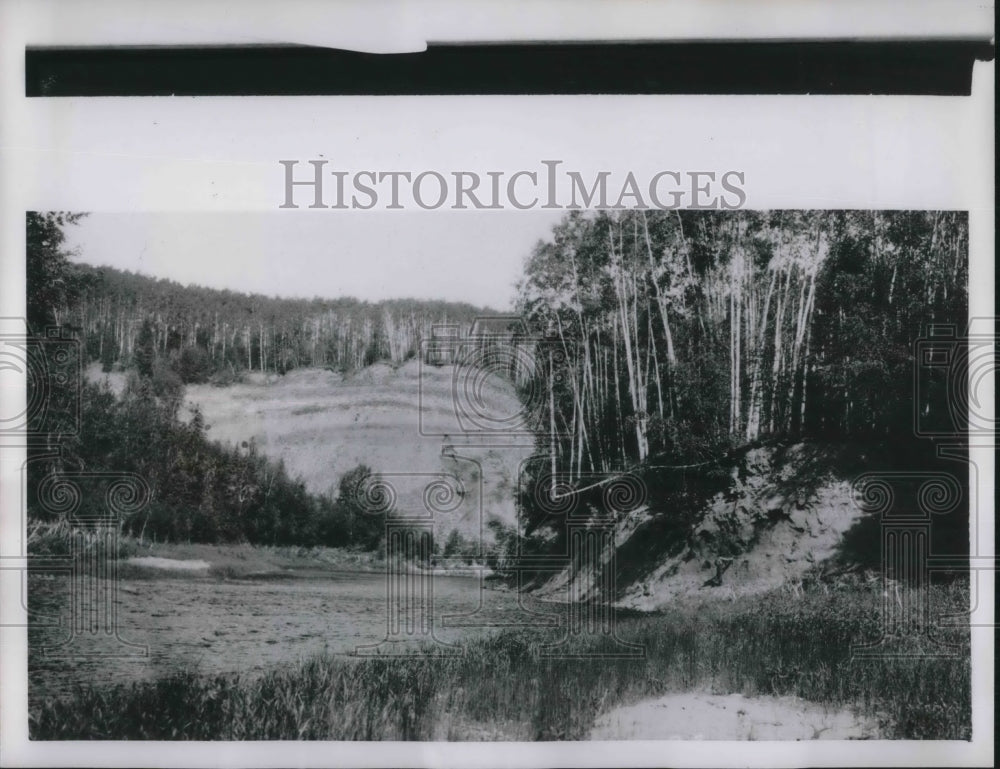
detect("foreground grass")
(30, 582), (970, 741)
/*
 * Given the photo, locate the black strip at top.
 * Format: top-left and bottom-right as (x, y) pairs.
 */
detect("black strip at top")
(25, 41), (995, 97)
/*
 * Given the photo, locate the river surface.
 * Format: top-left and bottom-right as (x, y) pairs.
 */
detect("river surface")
(28, 570), (560, 703)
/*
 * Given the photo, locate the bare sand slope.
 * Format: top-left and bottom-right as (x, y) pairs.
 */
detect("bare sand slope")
(589, 691), (882, 740)
(536, 444), (872, 610)
(182, 362), (534, 538)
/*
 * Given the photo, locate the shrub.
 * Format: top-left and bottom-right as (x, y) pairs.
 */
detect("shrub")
(176, 346), (213, 384)
(209, 365), (245, 387)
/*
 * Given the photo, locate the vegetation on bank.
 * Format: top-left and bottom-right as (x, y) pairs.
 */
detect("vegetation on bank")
(26, 368), (391, 551)
(28, 211), (969, 571)
(31, 581), (970, 741)
(514, 211), (968, 552)
(26, 212), (467, 553)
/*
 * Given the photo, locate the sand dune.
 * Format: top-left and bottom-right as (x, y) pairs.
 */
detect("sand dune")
(183, 361), (535, 539)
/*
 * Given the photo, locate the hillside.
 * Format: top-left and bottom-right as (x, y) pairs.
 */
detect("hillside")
(178, 361), (534, 542)
(64, 260), (495, 376)
(81, 357), (966, 590)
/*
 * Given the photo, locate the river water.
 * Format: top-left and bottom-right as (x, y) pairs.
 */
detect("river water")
(28, 570), (561, 703)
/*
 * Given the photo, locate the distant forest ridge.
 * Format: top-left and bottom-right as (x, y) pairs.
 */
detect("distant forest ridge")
(60, 262), (497, 377)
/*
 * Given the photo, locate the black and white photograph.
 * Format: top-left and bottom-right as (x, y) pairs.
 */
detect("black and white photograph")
(18, 207), (978, 741)
(0, 2), (995, 768)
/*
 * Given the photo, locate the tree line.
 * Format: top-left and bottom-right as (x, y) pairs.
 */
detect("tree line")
(53, 260), (490, 380)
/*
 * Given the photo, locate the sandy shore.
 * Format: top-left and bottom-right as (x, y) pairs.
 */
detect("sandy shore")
(127, 556), (211, 571)
(590, 691), (882, 740)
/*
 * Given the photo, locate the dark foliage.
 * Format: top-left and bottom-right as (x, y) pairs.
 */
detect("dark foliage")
(514, 210), (968, 540)
(58, 260), (492, 377)
(24, 212), (391, 550)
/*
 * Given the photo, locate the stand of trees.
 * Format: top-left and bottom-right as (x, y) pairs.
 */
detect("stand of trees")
(59, 263), (490, 380)
(27, 367), (394, 549)
(515, 210), (967, 483)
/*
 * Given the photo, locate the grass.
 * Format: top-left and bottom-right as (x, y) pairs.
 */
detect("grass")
(30, 580), (970, 741)
(28, 525), (388, 579)
(27, 519), (144, 560)
(29, 527), (484, 583)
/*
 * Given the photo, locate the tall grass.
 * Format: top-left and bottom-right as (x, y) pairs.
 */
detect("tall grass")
(30, 582), (970, 741)
(26, 519), (142, 560)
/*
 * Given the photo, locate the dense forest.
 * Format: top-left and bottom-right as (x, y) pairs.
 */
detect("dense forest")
(45, 256), (489, 381)
(512, 210), (968, 537)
